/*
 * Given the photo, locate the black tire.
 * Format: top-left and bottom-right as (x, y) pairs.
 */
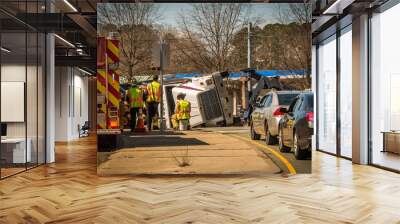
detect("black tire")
(278, 127), (290, 152)
(294, 132), (308, 160)
(250, 121), (261, 140)
(265, 123), (277, 145)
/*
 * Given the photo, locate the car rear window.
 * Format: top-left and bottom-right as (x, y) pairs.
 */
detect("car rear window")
(277, 93), (299, 105)
(304, 94), (314, 111)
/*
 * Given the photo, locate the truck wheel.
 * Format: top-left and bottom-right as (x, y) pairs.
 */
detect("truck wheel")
(294, 133), (307, 160)
(250, 122), (260, 140)
(278, 128), (290, 152)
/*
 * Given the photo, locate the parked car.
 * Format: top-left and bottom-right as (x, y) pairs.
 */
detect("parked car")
(250, 91), (300, 144)
(278, 92), (314, 160)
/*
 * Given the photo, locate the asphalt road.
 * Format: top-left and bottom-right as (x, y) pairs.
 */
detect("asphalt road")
(235, 131), (311, 174)
(205, 126), (311, 174)
(120, 126), (311, 174)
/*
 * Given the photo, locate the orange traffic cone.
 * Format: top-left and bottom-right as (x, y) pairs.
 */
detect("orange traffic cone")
(135, 113), (146, 132)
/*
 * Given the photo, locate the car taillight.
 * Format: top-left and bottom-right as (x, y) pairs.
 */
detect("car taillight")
(273, 107), (284, 116)
(306, 112), (314, 122)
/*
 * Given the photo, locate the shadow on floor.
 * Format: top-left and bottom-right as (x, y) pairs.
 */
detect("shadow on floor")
(119, 135), (209, 148)
(121, 130), (184, 136)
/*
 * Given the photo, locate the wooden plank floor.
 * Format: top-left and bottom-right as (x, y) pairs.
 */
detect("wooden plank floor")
(1, 135), (400, 223)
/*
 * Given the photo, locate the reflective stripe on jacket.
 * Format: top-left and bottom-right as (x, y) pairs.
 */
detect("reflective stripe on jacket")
(129, 87), (143, 108)
(146, 81), (161, 103)
(176, 99), (191, 120)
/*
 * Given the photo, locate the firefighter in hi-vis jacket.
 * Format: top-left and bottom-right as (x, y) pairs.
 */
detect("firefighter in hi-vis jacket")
(145, 75), (161, 131)
(175, 92), (191, 130)
(127, 78), (144, 132)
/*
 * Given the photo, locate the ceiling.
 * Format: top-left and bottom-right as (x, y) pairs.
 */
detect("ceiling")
(0, 0), (97, 73)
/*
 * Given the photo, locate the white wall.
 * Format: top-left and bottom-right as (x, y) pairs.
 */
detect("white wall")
(55, 67), (69, 141)
(55, 67), (89, 141)
(1, 65), (41, 137)
(1, 65), (26, 139)
(1, 63), (46, 164)
(71, 72), (89, 138)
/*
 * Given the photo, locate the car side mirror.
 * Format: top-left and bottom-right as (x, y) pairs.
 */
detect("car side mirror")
(279, 107), (288, 113)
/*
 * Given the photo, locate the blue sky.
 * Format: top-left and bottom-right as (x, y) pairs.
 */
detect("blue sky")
(156, 3), (293, 28)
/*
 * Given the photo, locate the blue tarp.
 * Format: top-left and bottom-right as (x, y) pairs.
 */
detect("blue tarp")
(229, 70), (306, 78)
(175, 73), (201, 78)
(165, 70), (306, 80)
(164, 73), (201, 80)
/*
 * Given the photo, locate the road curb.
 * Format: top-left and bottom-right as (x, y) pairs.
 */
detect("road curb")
(232, 134), (297, 175)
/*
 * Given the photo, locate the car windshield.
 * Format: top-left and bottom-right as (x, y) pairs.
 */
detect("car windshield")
(277, 93), (299, 105)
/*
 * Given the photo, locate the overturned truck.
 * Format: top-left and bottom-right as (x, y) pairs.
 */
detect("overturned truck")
(163, 72), (234, 128)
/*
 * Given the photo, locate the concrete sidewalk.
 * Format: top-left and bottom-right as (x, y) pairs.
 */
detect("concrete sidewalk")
(97, 130), (281, 176)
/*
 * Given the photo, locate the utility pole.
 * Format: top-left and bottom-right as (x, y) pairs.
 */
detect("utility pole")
(247, 22), (251, 69)
(159, 35), (164, 133)
(246, 22), (252, 110)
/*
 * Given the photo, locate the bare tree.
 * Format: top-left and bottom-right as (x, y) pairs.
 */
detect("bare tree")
(178, 3), (250, 72)
(288, 3), (312, 25)
(97, 3), (161, 80)
(274, 3), (312, 86)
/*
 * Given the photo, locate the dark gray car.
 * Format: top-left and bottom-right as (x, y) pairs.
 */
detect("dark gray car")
(278, 92), (314, 160)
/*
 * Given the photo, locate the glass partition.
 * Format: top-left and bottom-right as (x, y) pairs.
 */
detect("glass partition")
(317, 35), (337, 154)
(370, 3), (400, 171)
(1, 31), (28, 177)
(0, 2), (46, 179)
(339, 26), (352, 158)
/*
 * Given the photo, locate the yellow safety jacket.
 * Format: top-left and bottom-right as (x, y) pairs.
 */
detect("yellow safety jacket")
(176, 100), (191, 120)
(146, 81), (161, 103)
(129, 87), (143, 108)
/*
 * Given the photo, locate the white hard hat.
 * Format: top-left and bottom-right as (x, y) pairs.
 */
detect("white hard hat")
(177, 92), (186, 97)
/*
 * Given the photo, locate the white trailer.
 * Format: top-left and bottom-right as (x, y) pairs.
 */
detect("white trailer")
(162, 73), (233, 128)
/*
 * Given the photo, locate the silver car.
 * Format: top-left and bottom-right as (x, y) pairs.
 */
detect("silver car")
(250, 91), (300, 144)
